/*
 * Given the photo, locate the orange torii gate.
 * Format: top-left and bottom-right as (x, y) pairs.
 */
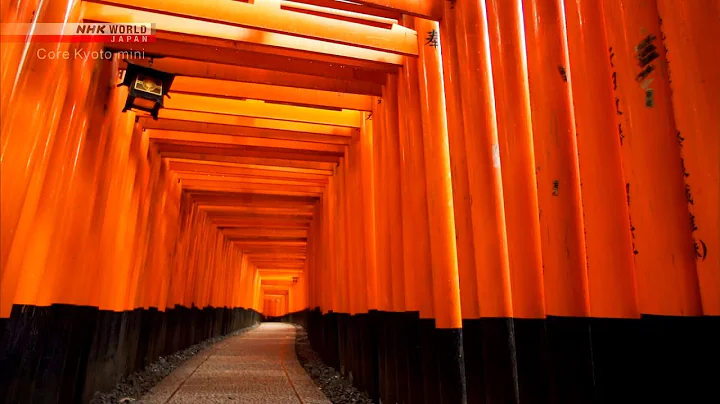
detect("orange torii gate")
(0, 0), (718, 403)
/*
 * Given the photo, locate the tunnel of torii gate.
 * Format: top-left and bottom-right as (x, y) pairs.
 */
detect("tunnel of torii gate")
(0, 0), (719, 403)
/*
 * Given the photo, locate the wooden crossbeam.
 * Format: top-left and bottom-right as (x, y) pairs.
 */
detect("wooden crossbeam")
(349, 0), (442, 19)
(284, 0), (401, 20)
(223, 229), (308, 238)
(169, 158), (334, 175)
(83, 2), (404, 67)
(154, 144), (342, 164)
(84, 0), (418, 55)
(153, 110), (356, 137)
(170, 77), (373, 111)
(109, 39), (388, 84)
(119, 59), (383, 96)
(171, 162), (329, 182)
(142, 119), (350, 147)
(163, 94), (363, 127)
(146, 130), (346, 154)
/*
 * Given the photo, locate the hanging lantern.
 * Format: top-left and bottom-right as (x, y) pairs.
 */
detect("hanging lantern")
(117, 61), (174, 120)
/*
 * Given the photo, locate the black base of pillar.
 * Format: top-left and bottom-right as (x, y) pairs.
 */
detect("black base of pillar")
(0, 304), (261, 404)
(280, 309), (720, 404)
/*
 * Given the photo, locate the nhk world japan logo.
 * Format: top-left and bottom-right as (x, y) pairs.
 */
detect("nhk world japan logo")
(1, 23), (156, 43)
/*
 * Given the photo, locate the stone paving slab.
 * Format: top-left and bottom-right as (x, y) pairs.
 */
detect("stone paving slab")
(139, 323), (331, 404)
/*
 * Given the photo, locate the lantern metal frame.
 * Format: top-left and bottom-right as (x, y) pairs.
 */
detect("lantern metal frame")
(117, 60), (175, 120)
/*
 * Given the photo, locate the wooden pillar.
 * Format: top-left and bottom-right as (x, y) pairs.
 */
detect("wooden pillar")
(452, 0), (513, 319)
(0, 0), (81, 317)
(372, 95), (393, 313)
(656, 0), (719, 316)
(603, 0), (703, 316)
(414, 16), (466, 404)
(439, 1), (481, 324)
(359, 115), (379, 312)
(451, 0), (516, 400)
(383, 75), (406, 316)
(563, 0), (641, 401)
(486, 0), (546, 320)
(521, 0), (594, 401)
(563, 0), (638, 320)
(348, 129), (368, 315)
(485, 0), (551, 401)
(522, 0), (589, 318)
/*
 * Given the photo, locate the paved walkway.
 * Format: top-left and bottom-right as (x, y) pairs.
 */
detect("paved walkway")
(139, 323), (331, 404)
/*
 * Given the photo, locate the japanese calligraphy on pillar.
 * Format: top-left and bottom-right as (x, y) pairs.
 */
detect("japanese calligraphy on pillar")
(635, 34), (659, 107)
(425, 30), (439, 48)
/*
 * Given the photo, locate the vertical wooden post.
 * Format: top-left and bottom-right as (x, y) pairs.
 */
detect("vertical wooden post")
(563, 0), (639, 320)
(452, 0), (513, 320)
(383, 75), (406, 316)
(657, 0), (719, 316)
(564, 0), (641, 401)
(439, 1), (480, 324)
(0, 0), (81, 317)
(359, 114), (379, 312)
(451, 0), (517, 400)
(398, 18), (438, 403)
(372, 95), (393, 313)
(486, 0), (552, 401)
(486, 0), (546, 320)
(603, 0), (702, 316)
(399, 22), (434, 324)
(522, 0), (594, 401)
(522, 0), (589, 318)
(414, 16), (466, 404)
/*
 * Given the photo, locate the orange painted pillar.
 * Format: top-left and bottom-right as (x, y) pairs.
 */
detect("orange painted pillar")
(318, 196), (330, 313)
(647, 0), (718, 399)
(10, 41), (105, 309)
(334, 154), (352, 376)
(521, 0), (593, 400)
(1, 0), (42, 122)
(564, 0), (641, 401)
(438, 4), (481, 324)
(93, 83), (138, 312)
(326, 174), (339, 314)
(397, 57), (430, 319)
(414, 16), (466, 404)
(334, 158), (349, 315)
(486, 0), (546, 321)
(342, 150), (357, 316)
(563, 0), (639, 319)
(347, 132), (368, 315)
(305, 227), (313, 311)
(603, 0), (703, 316)
(657, 0), (720, 315)
(383, 75), (406, 316)
(371, 95), (392, 313)
(397, 55), (434, 322)
(373, 87), (395, 404)
(451, 1), (518, 399)
(308, 203), (322, 310)
(168, 194), (191, 308)
(486, 1), (550, 400)
(522, 0), (589, 318)
(0, 0), (81, 317)
(360, 114), (379, 312)
(396, 38), (436, 404)
(452, 0), (513, 323)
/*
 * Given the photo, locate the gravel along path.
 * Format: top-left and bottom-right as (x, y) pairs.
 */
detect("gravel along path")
(293, 325), (374, 404)
(89, 325), (257, 404)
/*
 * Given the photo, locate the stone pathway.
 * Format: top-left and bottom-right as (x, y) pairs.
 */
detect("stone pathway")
(139, 323), (331, 404)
